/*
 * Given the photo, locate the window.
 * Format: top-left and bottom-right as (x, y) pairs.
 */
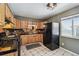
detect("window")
(61, 14), (79, 38)
(61, 18), (72, 37)
(73, 16), (79, 37)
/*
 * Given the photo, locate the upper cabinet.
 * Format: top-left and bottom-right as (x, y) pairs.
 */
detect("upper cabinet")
(12, 18), (16, 25)
(0, 4), (5, 25)
(6, 4), (13, 18)
(5, 4), (14, 23)
(20, 20), (28, 28)
(15, 18), (21, 28)
(36, 21), (44, 29)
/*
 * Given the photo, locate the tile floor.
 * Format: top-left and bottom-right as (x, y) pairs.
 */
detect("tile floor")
(21, 42), (78, 56)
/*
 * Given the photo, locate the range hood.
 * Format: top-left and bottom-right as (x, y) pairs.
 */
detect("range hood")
(2, 18), (14, 29)
(5, 18), (14, 24)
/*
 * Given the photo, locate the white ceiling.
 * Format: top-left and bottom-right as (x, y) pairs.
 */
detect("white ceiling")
(8, 3), (79, 20)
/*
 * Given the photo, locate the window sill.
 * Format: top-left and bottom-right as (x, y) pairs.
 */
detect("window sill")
(61, 35), (79, 40)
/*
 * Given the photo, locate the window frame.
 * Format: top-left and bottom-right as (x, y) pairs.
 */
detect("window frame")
(61, 14), (79, 39)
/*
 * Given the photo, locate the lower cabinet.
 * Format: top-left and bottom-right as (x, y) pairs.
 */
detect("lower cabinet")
(21, 34), (43, 45)
(21, 35), (29, 45)
(35, 34), (43, 42)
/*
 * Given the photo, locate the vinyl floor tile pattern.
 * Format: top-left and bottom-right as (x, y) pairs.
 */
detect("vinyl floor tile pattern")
(21, 42), (78, 56)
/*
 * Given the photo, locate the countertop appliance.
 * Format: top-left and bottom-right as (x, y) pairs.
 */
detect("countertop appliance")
(43, 22), (60, 50)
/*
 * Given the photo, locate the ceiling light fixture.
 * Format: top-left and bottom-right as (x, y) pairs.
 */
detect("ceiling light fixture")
(47, 3), (57, 9)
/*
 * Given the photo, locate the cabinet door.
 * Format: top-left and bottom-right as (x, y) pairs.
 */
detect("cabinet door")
(34, 34), (43, 42)
(15, 19), (21, 28)
(35, 34), (39, 42)
(20, 20), (24, 28)
(25, 20), (28, 28)
(6, 4), (14, 22)
(36, 34), (43, 42)
(21, 35), (28, 45)
(27, 35), (32, 44)
(21, 35), (34, 45)
(12, 18), (16, 25)
(37, 34), (41, 42)
(21, 20), (28, 28)
(0, 3), (5, 25)
(40, 34), (43, 42)
(36, 22), (44, 29)
(32, 35), (36, 43)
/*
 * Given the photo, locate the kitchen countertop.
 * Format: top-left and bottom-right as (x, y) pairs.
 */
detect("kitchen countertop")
(2, 28), (44, 35)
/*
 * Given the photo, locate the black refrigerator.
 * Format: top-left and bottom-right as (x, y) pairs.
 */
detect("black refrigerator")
(43, 22), (60, 50)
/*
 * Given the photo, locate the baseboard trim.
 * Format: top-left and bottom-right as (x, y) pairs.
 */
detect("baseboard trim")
(60, 47), (79, 56)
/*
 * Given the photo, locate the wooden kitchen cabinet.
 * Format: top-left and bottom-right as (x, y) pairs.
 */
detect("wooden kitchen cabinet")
(6, 4), (14, 22)
(20, 20), (28, 28)
(21, 34), (43, 45)
(35, 34), (43, 42)
(0, 3), (5, 25)
(28, 35), (34, 43)
(21, 35), (33, 45)
(40, 34), (43, 42)
(35, 34), (40, 42)
(21, 35), (30, 45)
(12, 18), (16, 25)
(32, 34), (36, 43)
(12, 18), (21, 28)
(21, 35), (29, 45)
(15, 19), (21, 28)
(36, 22), (44, 29)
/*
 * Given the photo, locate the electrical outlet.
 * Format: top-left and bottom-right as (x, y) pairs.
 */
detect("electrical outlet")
(62, 42), (64, 46)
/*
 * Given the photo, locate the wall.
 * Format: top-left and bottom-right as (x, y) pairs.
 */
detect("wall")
(47, 6), (79, 54)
